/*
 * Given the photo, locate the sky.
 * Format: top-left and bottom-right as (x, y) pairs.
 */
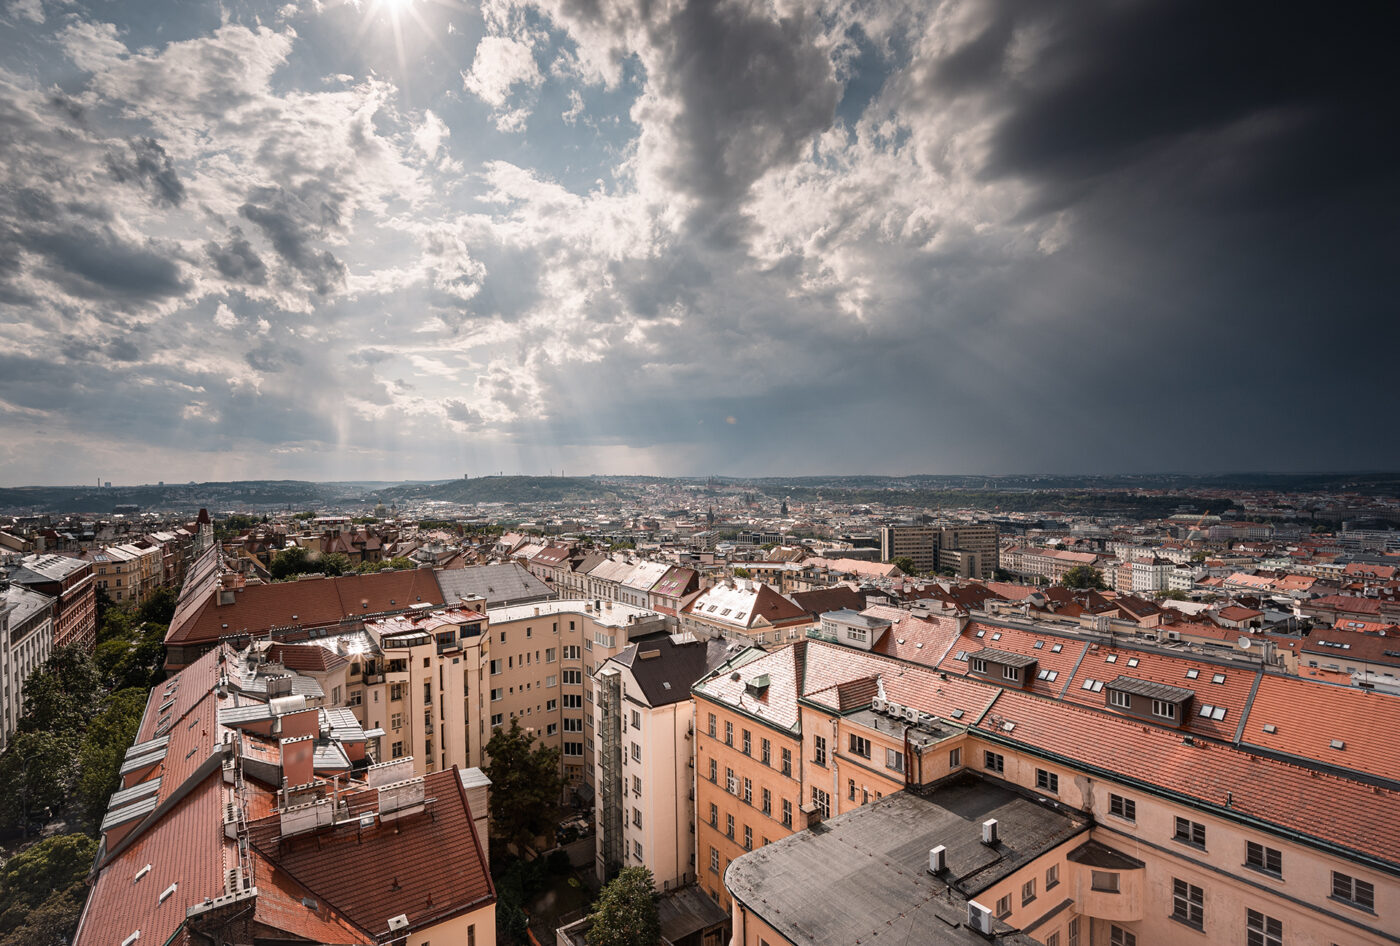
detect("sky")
(0, 0), (1396, 485)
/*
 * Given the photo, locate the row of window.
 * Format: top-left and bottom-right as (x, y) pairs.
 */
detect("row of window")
(706, 762), (794, 828)
(706, 713), (793, 775)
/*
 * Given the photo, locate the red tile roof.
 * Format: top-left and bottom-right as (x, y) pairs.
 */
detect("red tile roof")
(937, 622), (1087, 699)
(246, 769), (493, 937)
(167, 569), (446, 649)
(1242, 675), (1400, 783)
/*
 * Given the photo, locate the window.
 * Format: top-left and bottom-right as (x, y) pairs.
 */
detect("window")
(984, 751), (1004, 773)
(490, 659), (502, 675)
(1091, 871), (1120, 893)
(632, 775), (642, 796)
(849, 734), (871, 758)
(1036, 769), (1059, 793)
(1109, 794), (1136, 822)
(1045, 863), (1059, 890)
(886, 748), (905, 772)
(1108, 927), (1135, 946)
(742, 729), (751, 755)
(972, 658), (988, 673)
(743, 825), (752, 850)
(1174, 817), (1206, 848)
(633, 807), (642, 828)
(739, 777), (752, 804)
(725, 721), (733, 745)
(708, 758), (717, 782)
(633, 840), (642, 860)
(562, 670), (581, 685)
(1246, 910), (1282, 946)
(949, 747), (961, 768)
(545, 675), (558, 688)
(390, 683), (404, 701)
(781, 747), (792, 776)
(490, 688), (503, 702)
(631, 709), (641, 729)
(563, 645), (580, 659)
(1067, 917), (1079, 946)
(811, 787), (830, 818)
(782, 798), (792, 828)
(813, 734), (827, 766)
(546, 647), (556, 662)
(390, 712), (403, 730)
(564, 693), (583, 708)
(564, 717), (584, 732)
(563, 741), (583, 756)
(1245, 841), (1281, 876)
(726, 768), (736, 794)
(1332, 871), (1375, 911)
(709, 803), (718, 826)
(709, 847), (719, 872)
(490, 713), (503, 727)
(1004, 666), (1021, 682)
(761, 738), (771, 765)
(726, 814), (734, 839)
(708, 713), (717, 737)
(391, 740), (404, 758)
(546, 723), (558, 736)
(1152, 699), (1177, 720)
(995, 894), (1011, 918)
(1021, 878), (1036, 906)
(762, 788), (772, 815)
(1110, 690), (1131, 709)
(848, 778), (856, 801)
(1172, 879), (1204, 928)
(1046, 935), (1059, 946)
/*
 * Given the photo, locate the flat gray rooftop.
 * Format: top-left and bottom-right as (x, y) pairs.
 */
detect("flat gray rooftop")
(726, 777), (1088, 946)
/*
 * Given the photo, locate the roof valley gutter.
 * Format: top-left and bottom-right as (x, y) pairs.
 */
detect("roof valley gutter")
(1232, 670), (1263, 744)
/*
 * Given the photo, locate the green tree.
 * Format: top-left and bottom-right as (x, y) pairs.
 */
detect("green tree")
(270, 545), (312, 580)
(484, 720), (563, 851)
(732, 567), (751, 579)
(137, 587), (177, 626)
(320, 553), (352, 576)
(0, 731), (78, 834)
(0, 833), (98, 936)
(19, 647), (101, 736)
(891, 556), (917, 577)
(1157, 589), (1189, 602)
(78, 688), (149, 824)
(1061, 565), (1108, 590)
(586, 866), (660, 946)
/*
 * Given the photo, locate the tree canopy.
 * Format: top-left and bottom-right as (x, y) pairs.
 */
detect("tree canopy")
(587, 867), (660, 946)
(78, 688), (149, 823)
(1061, 565), (1108, 590)
(483, 720), (563, 851)
(891, 556), (917, 576)
(0, 833), (97, 940)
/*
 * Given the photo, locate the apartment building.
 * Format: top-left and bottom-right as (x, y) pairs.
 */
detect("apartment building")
(700, 634), (1400, 945)
(5, 552), (95, 650)
(593, 634), (737, 889)
(484, 599), (670, 789)
(679, 579), (811, 645)
(77, 644), (497, 946)
(1002, 547), (1105, 583)
(879, 524), (941, 573)
(0, 577), (54, 749)
(938, 524), (1000, 579)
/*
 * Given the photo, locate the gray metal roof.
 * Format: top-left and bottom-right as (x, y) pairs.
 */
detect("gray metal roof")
(968, 646), (1040, 669)
(435, 563), (554, 608)
(1106, 675), (1196, 702)
(726, 779), (1087, 946)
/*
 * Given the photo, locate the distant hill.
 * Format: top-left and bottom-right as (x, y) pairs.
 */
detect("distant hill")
(0, 480), (357, 514)
(379, 476), (630, 505)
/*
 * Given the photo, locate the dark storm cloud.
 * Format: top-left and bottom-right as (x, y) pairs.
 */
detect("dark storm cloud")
(26, 224), (185, 300)
(206, 227), (269, 285)
(238, 186), (346, 294)
(442, 398), (484, 427)
(105, 137), (186, 206)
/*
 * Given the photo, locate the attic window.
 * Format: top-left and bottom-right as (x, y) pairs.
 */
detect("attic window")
(1033, 641), (1044, 650)
(991, 633), (1001, 641)
(951, 709), (965, 719)
(1211, 673), (1226, 684)
(1185, 669), (1199, 680)
(1037, 670), (1058, 682)
(1080, 679), (1104, 693)
(1198, 704), (1227, 721)
(662, 682), (671, 690)
(955, 651), (969, 661)
(1001, 721), (1015, 732)
(1262, 724), (1277, 734)
(1126, 658), (1140, 668)
(1051, 644), (1063, 653)
(159, 883), (177, 903)
(134, 864), (152, 883)
(1330, 739), (1346, 750)
(1105, 655), (1118, 664)
(975, 630), (986, 638)
(122, 933), (140, 946)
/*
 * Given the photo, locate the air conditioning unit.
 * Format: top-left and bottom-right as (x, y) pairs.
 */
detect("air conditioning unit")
(871, 697), (887, 713)
(885, 701), (904, 718)
(928, 845), (947, 874)
(982, 819), (999, 845)
(967, 901), (993, 934)
(903, 706), (919, 723)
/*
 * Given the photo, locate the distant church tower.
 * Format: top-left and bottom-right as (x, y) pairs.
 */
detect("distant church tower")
(780, 498), (789, 518)
(707, 506), (715, 528)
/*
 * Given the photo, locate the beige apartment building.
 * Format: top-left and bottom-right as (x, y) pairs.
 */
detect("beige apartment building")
(699, 637), (1400, 946)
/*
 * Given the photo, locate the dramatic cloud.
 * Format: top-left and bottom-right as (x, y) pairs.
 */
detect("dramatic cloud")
(0, 0), (1396, 485)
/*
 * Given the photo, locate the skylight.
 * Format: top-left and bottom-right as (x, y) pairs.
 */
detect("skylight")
(1212, 673), (1226, 684)
(1051, 644), (1063, 653)
(1185, 669), (1199, 679)
(1033, 641), (1044, 649)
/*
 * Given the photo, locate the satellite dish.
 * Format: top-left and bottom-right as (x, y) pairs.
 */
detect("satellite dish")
(1237, 636), (1252, 650)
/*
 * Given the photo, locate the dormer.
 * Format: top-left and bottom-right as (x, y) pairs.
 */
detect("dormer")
(1103, 676), (1193, 727)
(966, 647), (1037, 689)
